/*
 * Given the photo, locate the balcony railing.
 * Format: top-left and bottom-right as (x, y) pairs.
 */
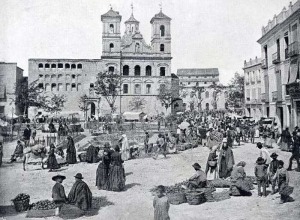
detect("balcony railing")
(261, 59), (268, 69)
(285, 48), (289, 59)
(272, 91), (278, 102)
(272, 52), (280, 64)
(288, 41), (299, 57)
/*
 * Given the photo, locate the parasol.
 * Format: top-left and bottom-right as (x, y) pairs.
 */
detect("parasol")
(179, 121), (190, 130)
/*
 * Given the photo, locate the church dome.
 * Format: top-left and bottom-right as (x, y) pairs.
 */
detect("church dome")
(125, 14), (139, 24)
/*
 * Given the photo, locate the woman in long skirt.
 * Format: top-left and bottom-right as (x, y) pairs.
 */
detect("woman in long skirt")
(96, 145), (112, 190)
(47, 144), (60, 172)
(108, 145), (125, 191)
(66, 136), (77, 164)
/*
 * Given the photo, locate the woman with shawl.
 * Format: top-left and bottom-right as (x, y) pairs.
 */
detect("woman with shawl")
(66, 136), (77, 164)
(218, 144), (235, 179)
(108, 145), (126, 191)
(96, 143), (112, 190)
(120, 134), (130, 161)
(205, 145), (218, 180)
(230, 161), (253, 196)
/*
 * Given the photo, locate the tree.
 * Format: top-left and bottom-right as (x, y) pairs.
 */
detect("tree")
(45, 94), (66, 116)
(208, 83), (225, 110)
(227, 72), (244, 108)
(157, 83), (173, 112)
(78, 94), (90, 121)
(11, 79), (48, 116)
(94, 71), (121, 113)
(129, 96), (146, 111)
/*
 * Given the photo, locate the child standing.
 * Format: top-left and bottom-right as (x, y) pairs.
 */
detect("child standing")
(52, 174), (67, 216)
(255, 157), (268, 197)
(153, 185), (170, 220)
(273, 160), (291, 204)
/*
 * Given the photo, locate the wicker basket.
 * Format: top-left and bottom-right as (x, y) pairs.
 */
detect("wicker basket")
(185, 192), (206, 205)
(167, 193), (187, 205)
(13, 198), (30, 212)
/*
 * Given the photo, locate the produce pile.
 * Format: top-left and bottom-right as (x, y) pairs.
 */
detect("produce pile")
(12, 193), (30, 202)
(150, 181), (188, 195)
(207, 179), (232, 188)
(30, 200), (56, 210)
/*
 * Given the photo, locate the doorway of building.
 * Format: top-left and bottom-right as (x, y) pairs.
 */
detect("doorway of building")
(277, 107), (283, 128)
(266, 107), (270, 117)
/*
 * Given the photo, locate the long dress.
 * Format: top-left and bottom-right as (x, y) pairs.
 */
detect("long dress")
(121, 136), (130, 161)
(86, 145), (99, 163)
(205, 151), (218, 180)
(66, 137), (77, 164)
(230, 166), (252, 196)
(47, 148), (60, 170)
(96, 150), (111, 190)
(218, 147), (235, 179)
(108, 151), (125, 191)
(153, 195), (170, 220)
(68, 179), (93, 211)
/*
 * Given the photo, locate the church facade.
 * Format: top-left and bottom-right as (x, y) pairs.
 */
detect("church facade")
(28, 7), (172, 118)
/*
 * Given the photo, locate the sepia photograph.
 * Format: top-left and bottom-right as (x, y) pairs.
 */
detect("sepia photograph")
(0, 0), (300, 219)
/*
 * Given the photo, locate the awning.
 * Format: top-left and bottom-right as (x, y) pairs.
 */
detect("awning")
(288, 59), (299, 84)
(0, 86), (5, 98)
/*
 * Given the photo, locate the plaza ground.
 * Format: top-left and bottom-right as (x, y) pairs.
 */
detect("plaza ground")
(0, 138), (300, 220)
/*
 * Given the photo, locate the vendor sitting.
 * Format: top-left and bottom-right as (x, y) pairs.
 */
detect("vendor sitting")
(187, 163), (207, 189)
(10, 140), (24, 162)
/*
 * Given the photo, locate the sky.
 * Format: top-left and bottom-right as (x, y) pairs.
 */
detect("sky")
(0, 0), (296, 85)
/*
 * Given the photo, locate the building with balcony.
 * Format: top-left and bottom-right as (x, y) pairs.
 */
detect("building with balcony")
(257, 0), (300, 129)
(0, 62), (25, 117)
(28, 6), (173, 118)
(243, 57), (263, 121)
(177, 68), (226, 111)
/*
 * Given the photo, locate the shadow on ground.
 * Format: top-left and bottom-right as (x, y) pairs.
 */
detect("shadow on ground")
(124, 183), (141, 191)
(0, 205), (19, 217)
(85, 196), (114, 217)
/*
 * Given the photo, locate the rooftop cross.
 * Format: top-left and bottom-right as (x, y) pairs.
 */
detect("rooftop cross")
(109, 4), (112, 10)
(131, 2), (134, 15)
(159, 1), (162, 12)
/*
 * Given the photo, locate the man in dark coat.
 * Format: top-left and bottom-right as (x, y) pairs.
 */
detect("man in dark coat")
(68, 173), (92, 211)
(23, 124), (31, 147)
(86, 144), (100, 163)
(219, 144), (235, 179)
(288, 129), (300, 171)
(66, 136), (77, 164)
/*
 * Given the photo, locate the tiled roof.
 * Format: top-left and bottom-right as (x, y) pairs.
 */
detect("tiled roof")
(125, 14), (139, 23)
(177, 68), (219, 76)
(150, 11), (171, 23)
(101, 9), (121, 19)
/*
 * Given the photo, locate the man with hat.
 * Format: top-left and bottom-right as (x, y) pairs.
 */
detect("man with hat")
(288, 128), (300, 172)
(68, 173), (92, 211)
(269, 152), (280, 194)
(52, 174), (67, 216)
(186, 163), (207, 189)
(10, 140), (24, 163)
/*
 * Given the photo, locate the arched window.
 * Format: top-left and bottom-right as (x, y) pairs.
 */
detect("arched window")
(134, 65), (141, 76)
(58, 63), (63, 68)
(45, 63), (50, 69)
(205, 91), (209, 98)
(109, 43), (114, 52)
(160, 44), (165, 52)
(109, 24), (114, 33)
(71, 64), (76, 69)
(71, 74), (76, 79)
(160, 25), (165, 37)
(71, 83), (76, 91)
(135, 43), (140, 53)
(146, 84), (151, 94)
(65, 63), (70, 69)
(123, 84), (128, 94)
(38, 63), (43, 68)
(134, 84), (141, 94)
(77, 64), (82, 69)
(58, 83), (63, 91)
(51, 64), (56, 68)
(206, 103), (209, 110)
(66, 74), (70, 80)
(90, 83), (94, 88)
(66, 83), (70, 91)
(38, 83), (44, 89)
(45, 74), (50, 80)
(51, 83), (57, 91)
(45, 83), (50, 91)
(160, 67), (166, 76)
(146, 66), (152, 76)
(123, 65), (129, 76)
(58, 74), (62, 79)
(77, 83), (82, 91)
(77, 74), (81, 80)
(39, 74), (43, 78)
(51, 74), (56, 79)
(108, 66), (115, 73)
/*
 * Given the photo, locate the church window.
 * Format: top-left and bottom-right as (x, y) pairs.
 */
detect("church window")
(146, 66), (152, 76)
(160, 67), (166, 76)
(38, 63), (43, 68)
(51, 64), (56, 68)
(123, 65), (129, 76)
(205, 91), (209, 98)
(135, 43), (140, 53)
(45, 63), (50, 69)
(109, 43), (114, 52)
(134, 84), (141, 94)
(134, 65), (141, 76)
(71, 64), (76, 69)
(65, 63), (70, 69)
(109, 66), (115, 73)
(123, 84), (128, 94)
(109, 24), (114, 33)
(160, 25), (165, 37)
(146, 84), (151, 94)
(71, 83), (76, 91)
(77, 63), (82, 69)
(51, 83), (57, 91)
(160, 44), (165, 52)
(58, 63), (63, 68)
